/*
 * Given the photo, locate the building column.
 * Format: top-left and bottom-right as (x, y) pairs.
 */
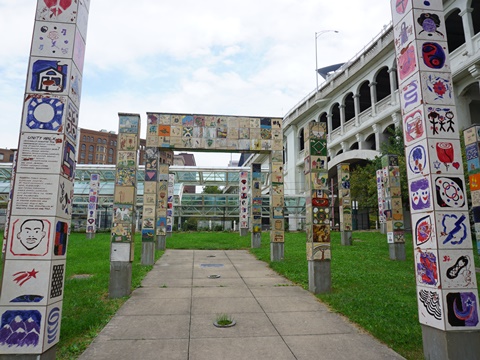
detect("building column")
(356, 133), (365, 150)
(372, 123), (380, 151)
(392, 112), (401, 130)
(388, 68), (398, 105)
(354, 94), (361, 126)
(459, 8), (474, 55)
(369, 81), (378, 116)
(339, 104), (346, 135)
(327, 114), (333, 142)
(468, 64), (480, 92)
(341, 141), (348, 153)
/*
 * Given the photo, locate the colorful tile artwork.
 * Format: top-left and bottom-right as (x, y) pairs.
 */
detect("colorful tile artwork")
(381, 155), (404, 244)
(305, 122), (331, 260)
(376, 170), (386, 224)
(86, 174), (99, 234)
(0, 0), (90, 355)
(337, 164), (352, 232)
(251, 164), (262, 234)
(270, 154), (285, 243)
(391, 0), (480, 331)
(239, 171), (249, 229)
(112, 114), (140, 259)
(464, 125), (480, 255)
(156, 164), (169, 236)
(142, 147), (157, 243)
(167, 173), (175, 233)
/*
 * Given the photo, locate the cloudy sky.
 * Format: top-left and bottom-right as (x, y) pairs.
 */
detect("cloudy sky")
(0, 0), (393, 166)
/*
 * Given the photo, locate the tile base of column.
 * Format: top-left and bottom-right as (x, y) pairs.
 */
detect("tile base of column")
(251, 233), (261, 248)
(270, 242), (284, 262)
(156, 235), (166, 250)
(141, 242), (155, 265)
(341, 231), (352, 246)
(308, 260), (331, 294)
(239, 228), (248, 236)
(389, 243), (406, 261)
(421, 324), (480, 360)
(86, 232), (95, 239)
(0, 345), (57, 360)
(109, 261), (132, 298)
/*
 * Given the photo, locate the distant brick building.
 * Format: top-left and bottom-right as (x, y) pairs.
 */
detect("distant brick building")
(0, 149), (15, 163)
(78, 128), (173, 166)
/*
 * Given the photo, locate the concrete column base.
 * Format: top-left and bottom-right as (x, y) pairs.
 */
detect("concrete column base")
(86, 232), (95, 239)
(421, 324), (480, 360)
(109, 261), (132, 298)
(156, 235), (166, 250)
(239, 227), (248, 236)
(251, 233), (261, 248)
(0, 345), (56, 360)
(340, 231), (352, 245)
(308, 260), (331, 294)
(380, 222), (387, 234)
(141, 242), (155, 265)
(166, 232), (172, 238)
(389, 243), (406, 261)
(270, 242), (284, 261)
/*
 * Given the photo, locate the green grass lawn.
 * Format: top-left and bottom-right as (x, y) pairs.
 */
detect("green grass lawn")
(16, 230), (479, 359)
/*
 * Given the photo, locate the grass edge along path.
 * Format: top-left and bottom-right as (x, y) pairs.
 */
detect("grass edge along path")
(57, 233), (162, 359)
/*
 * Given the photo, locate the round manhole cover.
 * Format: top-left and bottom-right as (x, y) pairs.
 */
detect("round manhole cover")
(208, 275), (221, 279)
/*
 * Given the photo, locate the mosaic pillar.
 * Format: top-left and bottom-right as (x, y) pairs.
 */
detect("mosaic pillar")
(239, 170), (249, 236)
(376, 169), (387, 233)
(381, 155), (405, 260)
(167, 173), (175, 238)
(0, 1), (90, 356)
(142, 147), (158, 265)
(270, 151), (285, 261)
(304, 122), (331, 294)
(391, 1), (480, 358)
(110, 114), (140, 298)
(86, 173), (100, 239)
(251, 163), (262, 248)
(337, 163), (352, 245)
(464, 125), (480, 255)
(156, 164), (169, 251)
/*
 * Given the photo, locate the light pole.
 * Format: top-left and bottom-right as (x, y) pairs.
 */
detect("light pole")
(315, 30), (339, 91)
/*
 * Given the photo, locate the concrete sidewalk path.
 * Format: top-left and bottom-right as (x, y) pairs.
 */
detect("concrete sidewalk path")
(79, 250), (405, 360)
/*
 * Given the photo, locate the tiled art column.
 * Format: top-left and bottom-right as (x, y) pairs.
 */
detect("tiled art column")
(110, 114), (140, 298)
(391, 1), (480, 357)
(86, 173), (100, 239)
(381, 155), (405, 260)
(0, 1), (90, 357)
(464, 125), (480, 255)
(142, 147), (159, 265)
(251, 164), (262, 248)
(304, 122), (331, 294)
(270, 153), (285, 261)
(167, 173), (175, 238)
(239, 170), (249, 236)
(337, 163), (352, 245)
(156, 164), (169, 250)
(376, 169), (387, 233)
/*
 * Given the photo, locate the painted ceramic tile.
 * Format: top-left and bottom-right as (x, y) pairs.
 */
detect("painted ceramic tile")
(425, 139), (463, 175)
(421, 72), (454, 105)
(406, 141), (429, 178)
(113, 205), (133, 224)
(425, 106), (458, 139)
(434, 211), (472, 249)
(403, 108), (426, 145)
(398, 43), (418, 81)
(417, 286), (445, 330)
(27, 57), (72, 96)
(412, 212), (436, 249)
(463, 126), (479, 146)
(43, 301), (62, 351)
(36, 0), (80, 23)
(72, 27), (86, 73)
(393, 13), (415, 56)
(271, 118), (282, 129)
(306, 242), (331, 261)
(415, 248), (440, 288)
(409, 177), (433, 213)
(444, 290), (480, 330)
(271, 231), (284, 243)
(413, 9), (447, 42)
(17, 133), (64, 175)
(399, 72), (422, 115)
(433, 175), (467, 211)
(114, 186), (135, 204)
(471, 189), (480, 207)
(438, 250), (477, 289)
(0, 306), (46, 354)
(119, 115), (140, 134)
(22, 94), (68, 134)
(116, 168), (136, 186)
(417, 40), (450, 73)
(118, 134), (138, 151)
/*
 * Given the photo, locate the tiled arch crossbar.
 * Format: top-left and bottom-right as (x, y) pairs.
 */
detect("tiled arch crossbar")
(391, 0), (480, 357)
(145, 112), (285, 261)
(0, 0), (91, 356)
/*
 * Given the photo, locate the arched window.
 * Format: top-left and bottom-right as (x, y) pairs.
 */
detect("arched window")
(89, 145), (94, 152)
(81, 144), (86, 151)
(445, 9), (466, 52)
(299, 128), (305, 151)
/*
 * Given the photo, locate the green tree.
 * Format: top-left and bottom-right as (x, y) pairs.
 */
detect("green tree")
(202, 186), (223, 194)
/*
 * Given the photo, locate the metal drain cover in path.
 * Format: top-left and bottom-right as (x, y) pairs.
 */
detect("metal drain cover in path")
(200, 263), (224, 268)
(208, 275), (221, 279)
